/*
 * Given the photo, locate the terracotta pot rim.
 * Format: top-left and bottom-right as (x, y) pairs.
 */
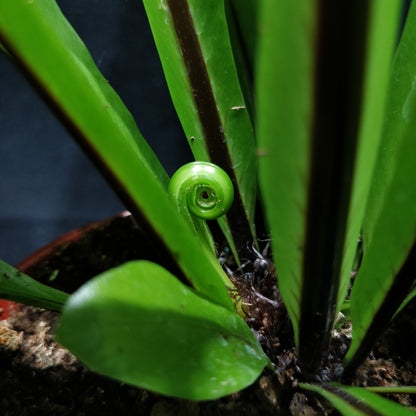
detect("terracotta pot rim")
(1, 210), (130, 321)
(17, 210), (131, 272)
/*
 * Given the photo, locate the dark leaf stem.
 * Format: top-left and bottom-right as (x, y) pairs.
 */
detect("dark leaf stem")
(298, 0), (370, 371)
(166, 0), (254, 252)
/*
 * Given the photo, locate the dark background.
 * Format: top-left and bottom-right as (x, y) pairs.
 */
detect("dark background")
(0, 0), (192, 265)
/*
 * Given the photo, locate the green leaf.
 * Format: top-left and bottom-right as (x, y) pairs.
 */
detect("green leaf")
(256, 1), (315, 355)
(365, 386), (416, 395)
(225, 0), (258, 122)
(300, 383), (416, 416)
(56, 261), (269, 400)
(0, 0), (234, 310)
(345, 2), (416, 372)
(142, 0), (257, 258)
(256, 1), (401, 370)
(228, 0), (258, 77)
(0, 259), (69, 312)
(396, 283), (416, 317)
(335, 1), (402, 312)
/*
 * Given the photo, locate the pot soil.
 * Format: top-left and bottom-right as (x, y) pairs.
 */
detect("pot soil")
(1, 212), (416, 415)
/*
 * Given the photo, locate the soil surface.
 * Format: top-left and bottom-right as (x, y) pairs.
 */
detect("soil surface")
(1, 213), (416, 415)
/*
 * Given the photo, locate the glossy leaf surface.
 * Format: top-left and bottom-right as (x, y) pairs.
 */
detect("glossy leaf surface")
(56, 261), (269, 400)
(346, 1), (416, 371)
(0, 259), (68, 312)
(0, 0), (233, 310)
(142, 0), (257, 258)
(300, 383), (416, 416)
(256, 1), (401, 370)
(257, 1), (314, 351)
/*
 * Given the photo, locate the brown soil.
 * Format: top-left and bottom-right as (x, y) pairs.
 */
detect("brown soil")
(1, 213), (416, 415)
(352, 299), (416, 409)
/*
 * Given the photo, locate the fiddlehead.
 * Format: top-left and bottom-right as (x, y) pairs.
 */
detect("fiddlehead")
(169, 162), (234, 250)
(169, 161), (234, 220)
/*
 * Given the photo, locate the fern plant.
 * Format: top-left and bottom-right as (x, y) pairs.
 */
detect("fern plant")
(1, 1), (416, 414)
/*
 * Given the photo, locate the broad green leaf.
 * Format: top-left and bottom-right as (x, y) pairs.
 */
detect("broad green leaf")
(300, 383), (416, 416)
(257, 1), (400, 371)
(0, 0), (234, 310)
(142, 0), (257, 258)
(0, 259), (69, 311)
(345, 2), (416, 371)
(257, 1), (314, 353)
(56, 261), (269, 400)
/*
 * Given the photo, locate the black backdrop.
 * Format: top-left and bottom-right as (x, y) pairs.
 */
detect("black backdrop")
(0, 0), (192, 265)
